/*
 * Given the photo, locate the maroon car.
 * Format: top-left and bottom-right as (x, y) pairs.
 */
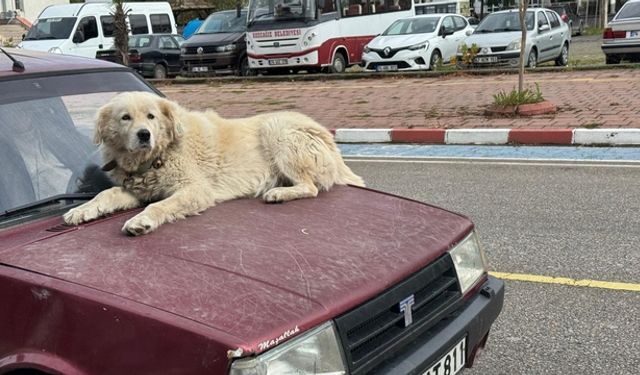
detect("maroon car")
(0, 48), (504, 375)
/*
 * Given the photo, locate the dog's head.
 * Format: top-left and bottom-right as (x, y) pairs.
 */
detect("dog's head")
(94, 92), (183, 154)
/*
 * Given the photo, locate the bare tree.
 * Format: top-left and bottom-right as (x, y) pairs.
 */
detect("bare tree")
(112, 0), (130, 66)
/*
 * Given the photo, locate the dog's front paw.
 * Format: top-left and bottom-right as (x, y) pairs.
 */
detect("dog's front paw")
(122, 214), (157, 236)
(63, 204), (100, 225)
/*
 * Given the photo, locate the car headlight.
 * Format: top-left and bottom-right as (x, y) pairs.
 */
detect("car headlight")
(506, 39), (521, 51)
(363, 45), (370, 53)
(408, 41), (428, 50)
(230, 322), (346, 375)
(449, 231), (488, 295)
(48, 47), (63, 54)
(215, 43), (236, 52)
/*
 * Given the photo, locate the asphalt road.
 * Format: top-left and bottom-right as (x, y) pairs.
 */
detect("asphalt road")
(344, 157), (640, 375)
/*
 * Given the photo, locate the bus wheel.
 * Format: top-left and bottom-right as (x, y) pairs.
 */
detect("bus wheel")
(329, 53), (346, 73)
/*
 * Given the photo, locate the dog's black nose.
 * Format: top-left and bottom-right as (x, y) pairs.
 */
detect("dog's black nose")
(137, 129), (151, 142)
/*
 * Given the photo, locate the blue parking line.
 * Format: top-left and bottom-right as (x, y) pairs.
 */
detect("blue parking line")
(338, 144), (640, 161)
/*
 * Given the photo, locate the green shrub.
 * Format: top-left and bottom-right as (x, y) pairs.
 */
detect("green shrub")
(493, 83), (544, 106)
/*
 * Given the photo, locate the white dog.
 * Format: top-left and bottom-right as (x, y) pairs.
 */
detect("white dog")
(63, 92), (364, 235)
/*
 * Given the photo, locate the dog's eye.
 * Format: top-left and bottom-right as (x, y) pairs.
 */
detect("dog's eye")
(121, 114), (131, 121)
(147, 113), (155, 120)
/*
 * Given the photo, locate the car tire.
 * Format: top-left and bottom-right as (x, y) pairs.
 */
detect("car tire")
(605, 54), (621, 64)
(527, 49), (537, 69)
(153, 64), (167, 79)
(329, 52), (346, 73)
(237, 56), (254, 76)
(429, 50), (441, 70)
(555, 43), (569, 66)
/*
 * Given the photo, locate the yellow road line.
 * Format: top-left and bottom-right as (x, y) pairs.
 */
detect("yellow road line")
(490, 271), (640, 292)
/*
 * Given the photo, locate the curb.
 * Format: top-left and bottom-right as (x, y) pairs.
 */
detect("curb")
(333, 128), (640, 145)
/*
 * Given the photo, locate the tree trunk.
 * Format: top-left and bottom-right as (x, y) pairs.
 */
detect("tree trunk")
(113, 0), (129, 66)
(518, 0), (526, 93)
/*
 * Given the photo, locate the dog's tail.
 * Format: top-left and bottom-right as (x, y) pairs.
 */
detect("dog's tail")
(335, 159), (365, 187)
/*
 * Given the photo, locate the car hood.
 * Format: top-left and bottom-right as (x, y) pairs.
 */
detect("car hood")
(0, 186), (472, 354)
(368, 33), (436, 49)
(182, 32), (243, 47)
(18, 39), (63, 51)
(465, 31), (525, 47)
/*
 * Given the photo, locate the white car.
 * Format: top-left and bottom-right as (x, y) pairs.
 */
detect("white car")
(458, 8), (571, 69)
(361, 14), (474, 72)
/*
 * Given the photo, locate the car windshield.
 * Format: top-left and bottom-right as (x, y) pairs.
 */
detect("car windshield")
(24, 17), (77, 40)
(382, 17), (441, 36)
(196, 11), (247, 34)
(248, 0), (317, 25)
(129, 35), (153, 48)
(616, 2), (640, 19)
(475, 11), (535, 33)
(0, 71), (155, 214)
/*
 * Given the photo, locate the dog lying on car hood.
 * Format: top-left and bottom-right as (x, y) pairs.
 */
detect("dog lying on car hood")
(64, 92), (364, 236)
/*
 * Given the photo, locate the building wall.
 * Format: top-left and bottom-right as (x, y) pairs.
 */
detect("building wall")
(1, 0), (70, 22)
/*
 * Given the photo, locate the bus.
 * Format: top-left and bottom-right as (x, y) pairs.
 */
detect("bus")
(246, 0), (469, 73)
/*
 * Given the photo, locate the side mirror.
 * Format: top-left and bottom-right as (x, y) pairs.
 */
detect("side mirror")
(538, 24), (550, 32)
(441, 27), (454, 38)
(72, 30), (85, 44)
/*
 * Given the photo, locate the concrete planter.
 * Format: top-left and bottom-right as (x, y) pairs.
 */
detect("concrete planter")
(485, 100), (557, 117)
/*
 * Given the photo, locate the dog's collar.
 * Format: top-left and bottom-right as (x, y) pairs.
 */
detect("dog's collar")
(102, 157), (163, 175)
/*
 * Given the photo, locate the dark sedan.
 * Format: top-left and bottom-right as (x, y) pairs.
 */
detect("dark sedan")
(96, 34), (185, 78)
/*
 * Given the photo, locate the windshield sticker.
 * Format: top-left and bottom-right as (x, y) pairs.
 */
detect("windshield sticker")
(258, 325), (300, 351)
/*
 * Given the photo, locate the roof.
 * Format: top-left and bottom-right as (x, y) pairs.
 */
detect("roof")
(0, 48), (124, 78)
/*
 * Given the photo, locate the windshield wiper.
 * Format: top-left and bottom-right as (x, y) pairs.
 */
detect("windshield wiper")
(1, 193), (95, 219)
(248, 12), (275, 27)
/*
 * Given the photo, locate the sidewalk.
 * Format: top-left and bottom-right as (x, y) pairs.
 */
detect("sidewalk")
(159, 69), (640, 145)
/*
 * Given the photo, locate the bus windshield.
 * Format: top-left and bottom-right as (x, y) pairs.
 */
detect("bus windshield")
(248, 0), (317, 25)
(24, 17), (77, 40)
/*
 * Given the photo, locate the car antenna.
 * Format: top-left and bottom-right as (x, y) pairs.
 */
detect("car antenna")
(0, 47), (25, 73)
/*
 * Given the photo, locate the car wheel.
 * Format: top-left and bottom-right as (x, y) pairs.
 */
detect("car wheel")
(429, 50), (441, 70)
(555, 43), (569, 66)
(605, 54), (621, 64)
(527, 49), (537, 69)
(153, 64), (167, 79)
(329, 53), (346, 73)
(237, 56), (254, 76)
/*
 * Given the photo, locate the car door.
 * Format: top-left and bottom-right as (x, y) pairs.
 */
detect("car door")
(438, 16), (458, 61)
(449, 16), (470, 61)
(69, 16), (104, 58)
(545, 10), (567, 56)
(161, 36), (183, 75)
(534, 11), (553, 62)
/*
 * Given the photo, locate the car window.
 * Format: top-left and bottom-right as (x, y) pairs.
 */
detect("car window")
(129, 14), (149, 35)
(442, 16), (454, 32)
(382, 17), (440, 35)
(128, 35), (152, 48)
(537, 11), (550, 29)
(616, 2), (640, 19)
(453, 16), (467, 31)
(197, 11), (247, 34)
(475, 11), (535, 32)
(150, 14), (171, 33)
(159, 35), (178, 49)
(100, 15), (114, 37)
(77, 16), (98, 40)
(24, 17), (76, 40)
(546, 11), (561, 28)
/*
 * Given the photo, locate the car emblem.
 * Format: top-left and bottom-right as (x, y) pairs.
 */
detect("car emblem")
(274, 41), (280, 47)
(399, 294), (415, 327)
(383, 46), (392, 57)
(197, 47), (204, 55)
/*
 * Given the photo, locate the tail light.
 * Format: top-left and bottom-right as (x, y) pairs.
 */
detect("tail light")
(129, 49), (141, 63)
(561, 14), (569, 23)
(603, 27), (627, 39)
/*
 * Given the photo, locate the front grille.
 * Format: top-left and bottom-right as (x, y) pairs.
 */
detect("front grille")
(371, 48), (399, 59)
(491, 46), (507, 52)
(334, 255), (463, 375)
(369, 61), (412, 69)
(183, 46), (218, 54)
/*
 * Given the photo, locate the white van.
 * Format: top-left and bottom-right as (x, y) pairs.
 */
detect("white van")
(17, 1), (176, 58)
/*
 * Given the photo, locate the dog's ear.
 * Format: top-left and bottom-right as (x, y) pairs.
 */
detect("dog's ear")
(94, 103), (112, 145)
(158, 97), (184, 141)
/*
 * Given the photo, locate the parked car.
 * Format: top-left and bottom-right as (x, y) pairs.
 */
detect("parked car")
(180, 10), (250, 76)
(18, 1), (176, 58)
(96, 34), (184, 79)
(362, 14), (474, 72)
(601, 0), (640, 64)
(459, 8), (571, 69)
(548, 3), (583, 36)
(0, 48), (504, 375)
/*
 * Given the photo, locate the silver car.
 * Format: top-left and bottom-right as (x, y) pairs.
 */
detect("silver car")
(458, 8), (571, 68)
(602, 0), (640, 64)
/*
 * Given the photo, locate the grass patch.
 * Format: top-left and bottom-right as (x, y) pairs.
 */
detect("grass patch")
(353, 99), (369, 104)
(583, 27), (603, 36)
(493, 83), (544, 106)
(583, 122), (602, 129)
(262, 99), (290, 106)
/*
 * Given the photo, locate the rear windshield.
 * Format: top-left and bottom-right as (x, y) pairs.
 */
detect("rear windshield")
(616, 2), (640, 19)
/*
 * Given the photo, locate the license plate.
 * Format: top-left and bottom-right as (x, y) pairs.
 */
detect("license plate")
(421, 337), (466, 375)
(268, 58), (288, 66)
(474, 56), (498, 63)
(191, 66), (208, 72)
(377, 64), (398, 72)
(629, 30), (640, 38)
